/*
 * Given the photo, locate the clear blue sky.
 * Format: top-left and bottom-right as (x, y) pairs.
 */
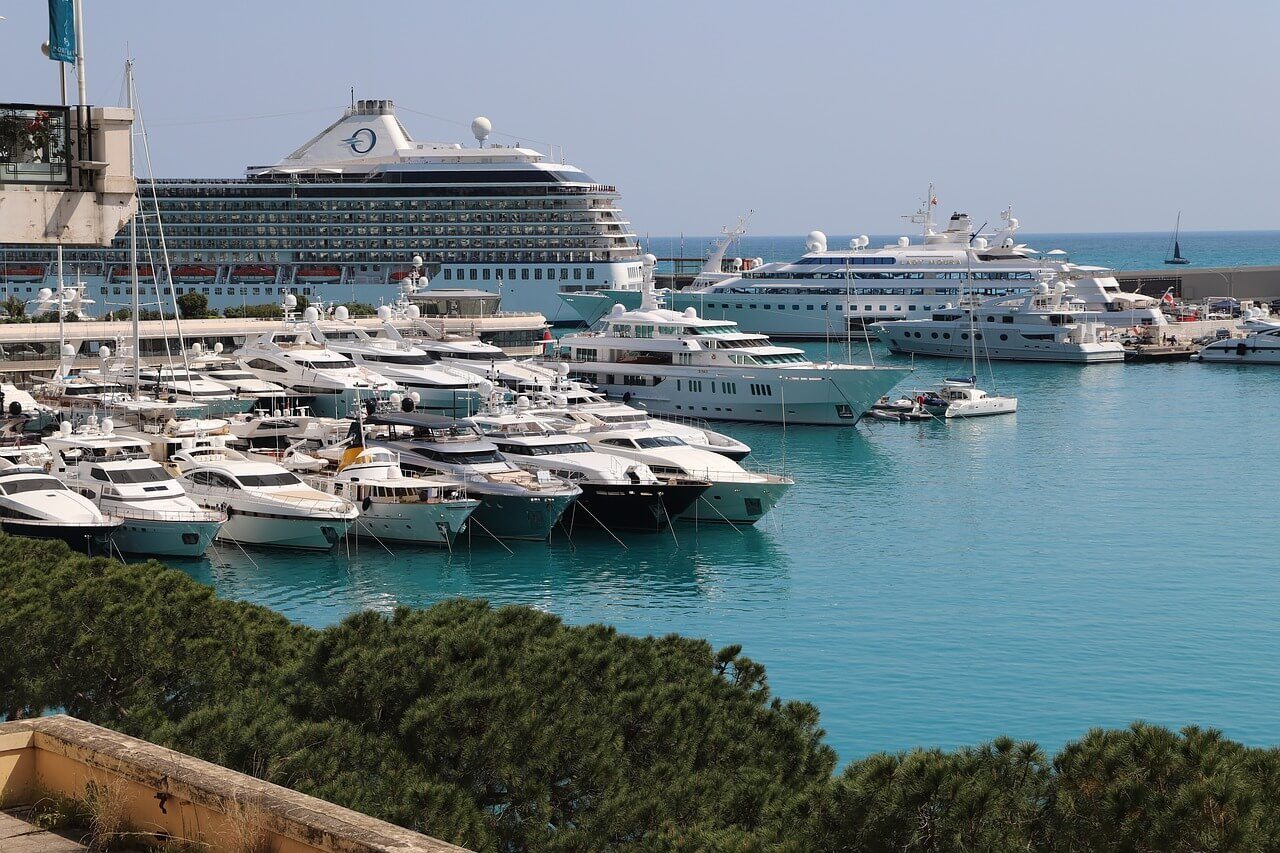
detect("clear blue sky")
(2, 1), (1276, 235)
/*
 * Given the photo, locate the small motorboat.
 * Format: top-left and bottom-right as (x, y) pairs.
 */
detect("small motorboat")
(866, 396), (933, 422)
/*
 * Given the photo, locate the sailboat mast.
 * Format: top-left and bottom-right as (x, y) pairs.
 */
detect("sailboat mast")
(126, 59), (140, 395)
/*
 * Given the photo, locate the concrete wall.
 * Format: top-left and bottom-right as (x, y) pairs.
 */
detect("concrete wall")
(1117, 266), (1280, 302)
(0, 715), (470, 852)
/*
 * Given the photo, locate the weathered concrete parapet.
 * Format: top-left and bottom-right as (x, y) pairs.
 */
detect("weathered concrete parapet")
(0, 715), (471, 852)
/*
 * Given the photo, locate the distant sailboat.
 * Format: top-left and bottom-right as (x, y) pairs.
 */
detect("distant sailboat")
(1164, 212), (1190, 265)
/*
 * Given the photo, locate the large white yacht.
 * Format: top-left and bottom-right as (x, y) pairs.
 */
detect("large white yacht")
(367, 412), (580, 541)
(126, 363), (254, 417)
(173, 443), (358, 549)
(874, 282), (1126, 363)
(235, 304), (401, 417)
(310, 308), (485, 416)
(469, 405), (709, 533)
(0, 458), (121, 552)
(550, 290), (910, 425)
(585, 425), (792, 524)
(561, 200), (1167, 337)
(309, 445), (478, 547)
(43, 418), (224, 557)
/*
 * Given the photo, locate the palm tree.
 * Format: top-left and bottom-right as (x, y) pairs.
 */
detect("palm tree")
(0, 295), (25, 319)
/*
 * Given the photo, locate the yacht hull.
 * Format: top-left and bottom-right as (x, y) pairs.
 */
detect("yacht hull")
(0, 519), (120, 553)
(109, 518), (223, 557)
(217, 511), (353, 550)
(883, 338), (1124, 363)
(467, 491), (577, 541)
(564, 481), (708, 533)
(578, 367), (908, 426)
(349, 499), (478, 546)
(677, 477), (792, 524)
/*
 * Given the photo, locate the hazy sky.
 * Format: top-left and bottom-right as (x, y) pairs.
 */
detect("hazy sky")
(3, 1), (1276, 236)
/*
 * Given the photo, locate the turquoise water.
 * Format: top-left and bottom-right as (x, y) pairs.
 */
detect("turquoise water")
(176, 343), (1280, 762)
(648, 230), (1280, 273)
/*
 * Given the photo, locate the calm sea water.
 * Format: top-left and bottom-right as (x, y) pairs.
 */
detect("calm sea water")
(175, 233), (1280, 763)
(647, 230), (1280, 273)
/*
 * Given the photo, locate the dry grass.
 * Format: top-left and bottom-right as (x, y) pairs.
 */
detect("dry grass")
(82, 778), (132, 850)
(218, 796), (276, 853)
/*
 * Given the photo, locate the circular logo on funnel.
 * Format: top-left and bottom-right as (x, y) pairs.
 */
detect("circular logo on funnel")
(343, 127), (377, 155)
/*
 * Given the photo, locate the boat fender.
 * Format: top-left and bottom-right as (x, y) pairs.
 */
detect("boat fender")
(362, 496), (373, 512)
(1237, 342), (1248, 356)
(917, 395), (924, 405)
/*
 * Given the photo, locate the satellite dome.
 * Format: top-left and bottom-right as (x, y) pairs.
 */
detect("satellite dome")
(609, 303), (626, 318)
(972, 237), (988, 250)
(471, 116), (492, 147)
(857, 235), (870, 248)
(1035, 283), (1050, 295)
(302, 306), (320, 322)
(553, 394), (568, 407)
(898, 236), (910, 247)
(683, 307), (697, 319)
(557, 362), (570, 376)
(191, 342), (203, 355)
(1003, 238), (1015, 248)
(59, 421), (72, 435)
(334, 305), (349, 321)
(61, 343), (75, 357)
(37, 287), (52, 301)
(516, 395), (531, 410)
(407, 304), (421, 318)
(412, 254), (424, 268)
(477, 379), (494, 397)
(101, 417), (114, 434)
(284, 293), (298, 309)
(805, 230), (827, 253)
(1007, 217), (1019, 229)
(642, 253), (657, 267)
(731, 257), (743, 270)
(389, 393), (402, 409)
(376, 306), (392, 321)
(214, 342), (223, 354)
(99, 345), (111, 359)
(408, 391), (421, 404)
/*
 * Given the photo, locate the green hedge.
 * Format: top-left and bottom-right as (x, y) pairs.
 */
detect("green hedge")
(1, 535), (1278, 851)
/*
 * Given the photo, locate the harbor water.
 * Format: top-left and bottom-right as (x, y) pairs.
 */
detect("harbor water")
(177, 345), (1280, 763)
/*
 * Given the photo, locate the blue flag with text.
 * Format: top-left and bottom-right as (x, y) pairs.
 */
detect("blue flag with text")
(48, 0), (76, 64)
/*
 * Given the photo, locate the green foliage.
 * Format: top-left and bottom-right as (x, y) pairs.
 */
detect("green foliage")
(0, 295), (25, 318)
(4, 535), (1280, 851)
(223, 302), (284, 319)
(340, 302), (378, 317)
(175, 291), (210, 319)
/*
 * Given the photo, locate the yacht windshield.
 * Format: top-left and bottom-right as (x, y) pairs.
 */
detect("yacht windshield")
(298, 358), (356, 370)
(0, 477), (68, 494)
(634, 436), (686, 448)
(500, 442), (592, 456)
(438, 449), (505, 465)
(106, 466), (171, 484)
(237, 472), (303, 487)
(362, 353), (437, 365)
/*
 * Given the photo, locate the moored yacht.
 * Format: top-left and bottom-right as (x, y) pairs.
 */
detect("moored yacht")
(0, 458), (121, 551)
(235, 303), (401, 418)
(127, 363), (254, 417)
(875, 282), (1126, 363)
(367, 412), (580, 541)
(562, 199), (1167, 337)
(470, 404), (709, 533)
(43, 418), (224, 557)
(310, 445), (478, 547)
(550, 290), (910, 425)
(585, 425), (792, 524)
(173, 443), (358, 549)
(1195, 312), (1280, 364)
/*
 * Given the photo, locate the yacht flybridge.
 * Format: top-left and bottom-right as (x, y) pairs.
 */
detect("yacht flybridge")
(561, 197), (1167, 337)
(551, 290), (909, 425)
(874, 282), (1126, 363)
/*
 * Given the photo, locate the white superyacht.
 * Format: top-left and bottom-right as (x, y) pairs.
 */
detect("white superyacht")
(549, 289), (910, 425)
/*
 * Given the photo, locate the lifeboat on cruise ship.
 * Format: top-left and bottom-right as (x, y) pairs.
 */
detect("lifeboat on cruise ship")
(296, 265), (342, 280)
(171, 265), (217, 279)
(232, 265), (277, 280)
(1, 265), (46, 281)
(111, 265), (154, 279)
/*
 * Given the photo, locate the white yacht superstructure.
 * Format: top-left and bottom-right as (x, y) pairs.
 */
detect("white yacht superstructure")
(550, 291), (910, 425)
(561, 200), (1167, 337)
(1196, 314), (1280, 364)
(875, 282), (1126, 363)
(0, 458), (121, 552)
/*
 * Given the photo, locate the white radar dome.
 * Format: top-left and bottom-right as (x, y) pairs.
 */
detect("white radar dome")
(37, 287), (53, 301)
(302, 307), (320, 322)
(1035, 283), (1050, 295)
(642, 253), (657, 267)
(376, 305), (392, 321)
(683, 307), (697, 319)
(407, 304), (421, 318)
(898, 236), (910, 247)
(557, 362), (570, 376)
(477, 379), (494, 397)
(805, 230), (827, 253)
(409, 391), (421, 404)
(1007, 217), (1019, 229)
(731, 257), (743, 270)
(857, 235), (870, 248)
(214, 342), (223, 354)
(471, 116), (492, 147)
(59, 421), (72, 435)
(191, 342), (203, 355)
(972, 237), (988, 250)
(609, 303), (626, 318)
(516, 395), (530, 410)
(101, 418), (114, 434)
(412, 254), (424, 268)
(61, 343), (75, 357)
(334, 306), (349, 321)
(284, 293), (298, 309)
(99, 345), (111, 359)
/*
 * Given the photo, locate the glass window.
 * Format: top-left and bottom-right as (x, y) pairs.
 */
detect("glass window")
(236, 472), (303, 487)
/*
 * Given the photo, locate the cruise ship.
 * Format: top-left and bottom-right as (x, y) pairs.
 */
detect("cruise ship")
(559, 199), (1167, 336)
(0, 100), (643, 320)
